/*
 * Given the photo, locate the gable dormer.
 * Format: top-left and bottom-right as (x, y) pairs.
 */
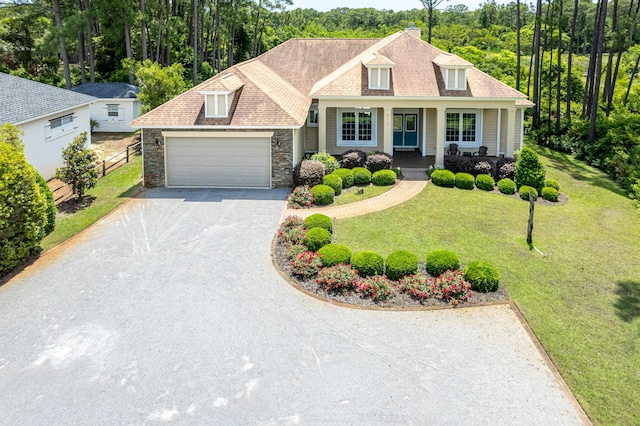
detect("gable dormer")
(199, 73), (244, 118)
(363, 52), (395, 91)
(433, 53), (473, 91)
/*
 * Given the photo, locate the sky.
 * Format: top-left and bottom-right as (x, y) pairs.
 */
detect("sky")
(288, 0), (512, 13)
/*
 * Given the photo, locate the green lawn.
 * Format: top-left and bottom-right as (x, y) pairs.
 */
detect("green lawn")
(335, 145), (640, 425)
(40, 156), (142, 252)
(333, 184), (392, 205)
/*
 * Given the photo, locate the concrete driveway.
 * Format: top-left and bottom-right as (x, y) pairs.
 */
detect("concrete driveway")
(0, 188), (586, 425)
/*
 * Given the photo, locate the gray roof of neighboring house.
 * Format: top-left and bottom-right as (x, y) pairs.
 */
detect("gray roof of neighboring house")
(70, 82), (140, 99)
(0, 73), (97, 124)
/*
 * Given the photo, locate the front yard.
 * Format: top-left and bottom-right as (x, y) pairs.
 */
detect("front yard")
(335, 145), (640, 425)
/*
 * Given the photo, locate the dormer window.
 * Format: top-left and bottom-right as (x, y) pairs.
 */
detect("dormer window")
(433, 53), (472, 92)
(199, 73), (244, 119)
(368, 67), (390, 90)
(446, 68), (467, 91)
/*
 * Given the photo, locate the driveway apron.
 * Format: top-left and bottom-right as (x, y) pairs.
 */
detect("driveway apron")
(0, 188), (586, 425)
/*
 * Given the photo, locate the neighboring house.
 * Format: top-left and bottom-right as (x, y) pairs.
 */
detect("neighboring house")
(131, 27), (532, 189)
(0, 73), (96, 180)
(71, 83), (141, 133)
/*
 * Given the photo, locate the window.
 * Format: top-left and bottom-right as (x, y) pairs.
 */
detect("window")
(107, 104), (119, 117)
(307, 108), (318, 127)
(337, 109), (377, 146)
(47, 114), (77, 140)
(445, 68), (467, 90)
(204, 92), (232, 118)
(445, 110), (481, 147)
(368, 67), (390, 90)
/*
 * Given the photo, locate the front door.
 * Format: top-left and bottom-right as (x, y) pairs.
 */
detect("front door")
(393, 114), (418, 148)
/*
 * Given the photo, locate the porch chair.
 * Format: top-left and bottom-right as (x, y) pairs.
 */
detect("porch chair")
(447, 143), (460, 156)
(473, 146), (488, 156)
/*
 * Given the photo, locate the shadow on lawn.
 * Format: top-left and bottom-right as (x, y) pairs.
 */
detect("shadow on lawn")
(56, 195), (96, 215)
(614, 280), (640, 323)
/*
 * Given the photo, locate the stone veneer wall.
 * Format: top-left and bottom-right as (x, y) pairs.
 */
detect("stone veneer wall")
(142, 128), (293, 188)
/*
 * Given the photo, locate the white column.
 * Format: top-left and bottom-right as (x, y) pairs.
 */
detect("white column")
(496, 108), (501, 157)
(506, 107), (516, 158)
(436, 107), (446, 167)
(318, 105), (327, 153)
(422, 108), (427, 156)
(383, 107), (393, 155)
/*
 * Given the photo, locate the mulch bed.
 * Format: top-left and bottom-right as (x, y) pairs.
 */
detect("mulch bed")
(273, 237), (510, 310)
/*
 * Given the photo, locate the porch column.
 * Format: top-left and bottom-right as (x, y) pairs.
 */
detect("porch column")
(435, 107), (446, 167)
(318, 105), (327, 153)
(506, 107), (516, 157)
(422, 108), (427, 156)
(383, 107), (393, 155)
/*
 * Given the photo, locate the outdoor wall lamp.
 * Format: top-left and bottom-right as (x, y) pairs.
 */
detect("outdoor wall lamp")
(274, 137), (280, 147)
(155, 137), (163, 147)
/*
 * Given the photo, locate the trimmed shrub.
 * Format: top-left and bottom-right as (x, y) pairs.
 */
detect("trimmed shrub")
(278, 225), (306, 246)
(431, 270), (472, 306)
(496, 157), (516, 180)
(544, 179), (560, 191)
(340, 149), (367, 168)
(56, 133), (99, 200)
(334, 168), (354, 188)
(425, 249), (460, 277)
(303, 227), (332, 251)
(514, 147), (546, 191)
(497, 178), (516, 195)
(431, 169), (455, 187)
(352, 167), (372, 185)
(323, 173), (343, 195)
(350, 251), (384, 277)
(318, 244), (352, 267)
(454, 172), (475, 190)
(519, 185), (538, 201)
(444, 155), (473, 174)
(366, 153), (393, 173)
(355, 275), (394, 301)
(286, 244), (307, 260)
(541, 186), (559, 202)
(35, 172), (56, 234)
(287, 185), (314, 209)
(291, 251), (323, 278)
(294, 160), (325, 187)
(311, 151), (340, 174)
(464, 260), (499, 293)
(304, 213), (332, 233)
(473, 161), (493, 177)
(476, 174), (495, 191)
(281, 215), (305, 230)
(385, 250), (418, 281)
(316, 264), (359, 293)
(372, 169), (396, 186)
(311, 184), (335, 205)
(399, 275), (433, 300)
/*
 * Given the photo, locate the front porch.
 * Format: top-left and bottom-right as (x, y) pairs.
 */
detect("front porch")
(392, 149), (435, 168)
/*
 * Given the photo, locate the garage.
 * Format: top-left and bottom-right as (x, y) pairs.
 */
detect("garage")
(163, 131), (272, 188)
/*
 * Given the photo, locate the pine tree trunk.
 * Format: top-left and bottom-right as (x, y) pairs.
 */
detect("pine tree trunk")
(155, 9), (164, 63)
(78, 30), (86, 84)
(51, 0), (72, 89)
(532, 0), (543, 127)
(124, 11), (133, 84)
(556, 0), (563, 133)
(566, 0), (578, 122)
(603, 0), (618, 115)
(141, 0), (148, 61)
(516, 0), (521, 92)
(624, 53), (640, 105)
(193, 0), (198, 85)
(589, 0), (609, 145)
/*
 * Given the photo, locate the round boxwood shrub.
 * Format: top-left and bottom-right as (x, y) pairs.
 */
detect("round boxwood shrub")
(464, 260), (499, 292)
(304, 213), (332, 233)
(431, 169), (455, 187)
(303, 227), (332, 251)
(541, 186), (559, 202)
(475, 174), (495, 191)
(544, 179), (560, 191)
(311, 151), (340, 174)
(454, 172), (475, 190)
(323, 173), (342, 195)
(497, 178), (516, 195)
(519, 185), (538, 201)
(350, 251), (384, 277)
(334, 168), (354, 188)
(425, 249), (460, 277)
(311, 184), (335, 205)
(318, 243), (352, 267)
(372, 169), (396, 186)
(385, 250), (418, 281)
(352, 167), (372, 185)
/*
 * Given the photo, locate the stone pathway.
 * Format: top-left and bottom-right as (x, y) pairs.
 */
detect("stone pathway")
(281, 168), (429, 221)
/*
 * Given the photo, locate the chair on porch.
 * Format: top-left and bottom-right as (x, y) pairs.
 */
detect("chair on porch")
(473, 146), (488, 156)
(447, 143), (460, 156)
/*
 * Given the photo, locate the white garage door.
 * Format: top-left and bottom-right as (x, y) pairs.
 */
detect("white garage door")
(165, 135), (271, 188)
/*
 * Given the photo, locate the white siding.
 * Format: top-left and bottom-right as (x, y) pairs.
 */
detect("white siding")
(19, 105), (92, 180)
(90, 99), (140, 132)
(482, 109), (498, 156)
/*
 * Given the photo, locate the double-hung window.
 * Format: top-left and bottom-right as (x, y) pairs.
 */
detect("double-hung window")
(337, 108), (376, 147)
(107, 104), (119, 117)
(445, 110), (481, 148)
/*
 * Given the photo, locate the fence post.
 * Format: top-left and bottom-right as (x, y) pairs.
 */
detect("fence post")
(126, 146), (129, 163)
(102, 160), (106, 177)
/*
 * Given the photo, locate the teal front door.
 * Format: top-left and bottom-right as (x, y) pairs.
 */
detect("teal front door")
(393, 114), (418, 148)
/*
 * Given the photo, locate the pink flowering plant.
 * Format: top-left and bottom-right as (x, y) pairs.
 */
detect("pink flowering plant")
(281, 215), (305, 229)
(287, 186), (314, 209)
(431, 270), (472, 306)
(399, 274), (434, 301)
(356, 275), (394, 301)
(291, 251), (323, 278)
(278, 224), (306, 246)
(316, 264), (359, 293)
(286, 244), (307, 260)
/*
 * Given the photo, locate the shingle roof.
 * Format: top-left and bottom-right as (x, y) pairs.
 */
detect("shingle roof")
(1, 73), (96, 124)
(131, 31), (531, 128)
(70, 82), (140, 99)
(199, 73), (244, 92)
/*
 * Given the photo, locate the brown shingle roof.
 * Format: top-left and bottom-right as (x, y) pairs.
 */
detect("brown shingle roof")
(433, 53), (473, 67)
(199, 73), (244, 92)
